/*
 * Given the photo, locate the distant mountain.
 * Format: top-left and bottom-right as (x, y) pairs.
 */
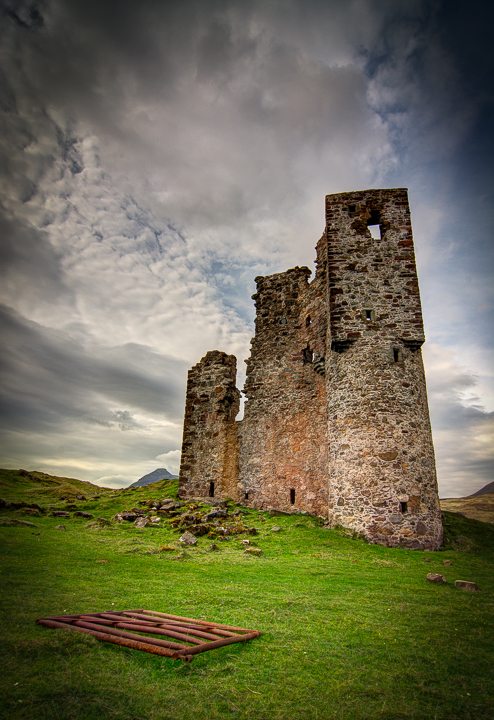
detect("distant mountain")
(129, 468), (178, 488)
(466, 481), (494, 498)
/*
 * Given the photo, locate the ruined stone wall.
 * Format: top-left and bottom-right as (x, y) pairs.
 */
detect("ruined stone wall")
(238, 263), (329, 516)
(176, 188), (443, 549)
(324, 189), (442, 549)
(178, 351), (240, 500)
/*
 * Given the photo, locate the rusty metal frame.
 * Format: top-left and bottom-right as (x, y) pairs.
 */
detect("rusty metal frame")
(36, 609), (261, 662)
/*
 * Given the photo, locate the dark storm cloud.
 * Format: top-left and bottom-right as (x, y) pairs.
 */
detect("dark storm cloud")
(0, 305), (187, 431)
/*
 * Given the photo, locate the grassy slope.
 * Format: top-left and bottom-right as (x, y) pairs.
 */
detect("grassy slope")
(0, 469), (493, 720)
(440, 494), (494, 524)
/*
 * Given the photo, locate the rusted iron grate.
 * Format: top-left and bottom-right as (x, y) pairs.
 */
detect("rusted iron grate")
(36, 609), (261, 662)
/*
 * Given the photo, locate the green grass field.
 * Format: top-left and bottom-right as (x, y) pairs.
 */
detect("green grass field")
(1, 469), (493, 720)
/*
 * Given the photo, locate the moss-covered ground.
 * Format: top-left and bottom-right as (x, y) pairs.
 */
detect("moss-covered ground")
(0, 468), (493, 720)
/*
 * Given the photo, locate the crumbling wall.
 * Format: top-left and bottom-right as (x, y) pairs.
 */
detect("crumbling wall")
(238, 263), (329, 515)
(325, 189), (443, 549)
(178, 351), (240, 500)
(176, 188), (443, 550)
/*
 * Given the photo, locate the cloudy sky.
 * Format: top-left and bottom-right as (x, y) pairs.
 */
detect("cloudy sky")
(0, 0), (492, 496)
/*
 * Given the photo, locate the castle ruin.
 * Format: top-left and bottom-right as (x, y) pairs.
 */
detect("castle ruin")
(178, 189), (443, 550)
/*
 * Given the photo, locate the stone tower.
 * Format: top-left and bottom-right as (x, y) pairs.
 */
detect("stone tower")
(178, 189), (443, 550)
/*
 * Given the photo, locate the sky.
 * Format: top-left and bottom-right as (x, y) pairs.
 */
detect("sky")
(0, 0), (492, 497)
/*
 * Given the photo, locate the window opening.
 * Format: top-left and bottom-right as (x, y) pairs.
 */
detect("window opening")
(306, 315), (312, 327)
(400, 501), (408, 513)
(393, 348), (403, 363)
(365, 309), (372, 321)
(368, 224), (381, 239)
(290, 488), (295, 505)
(302, 346), (313, 364)
(209, 481), (215, 498)
(244, 492), (249, 501)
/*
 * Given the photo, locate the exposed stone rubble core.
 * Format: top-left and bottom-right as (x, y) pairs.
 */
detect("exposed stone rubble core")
(178, 189), (443, 550)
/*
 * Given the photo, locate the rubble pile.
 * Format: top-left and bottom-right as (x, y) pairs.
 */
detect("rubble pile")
(114, 497), (258, 539)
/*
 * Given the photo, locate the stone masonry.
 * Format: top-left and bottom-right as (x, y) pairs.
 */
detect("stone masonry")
(178, 189), (443, 550)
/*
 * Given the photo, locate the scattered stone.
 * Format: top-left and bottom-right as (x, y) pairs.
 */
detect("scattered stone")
(160, 545), (177, 552)
(134, 516), (151, 529)
(55, 525), (66, 530)
(76, 494), (87, 501)
(269, 508), (291, 517)
(423, 557), (431, 562)
(207, 544), (220, 551)
(190, 497), (227, 508)
(179, 531), (198, 546)
(271, 525), (282, 532)
(150, 516), (161, 524)
(158, 502), (184, 512)
(97, 517), (110, 525)
(247, 527), (258, 535)
(74, 511), (93, 519)
(115, 511), (138, 522)
(2, 518), (37, 527)
(132, 508), (147, 515)
(426, 573), (447, 584)
(443, 559), (452, 566)
(202, 509), (228, 522)
(52, 511), (70, 518)
(455, 580), (479, 591)
(244, 547), (262, 555)
(242, 539), (252, 546)
(174, 551), (188, 560)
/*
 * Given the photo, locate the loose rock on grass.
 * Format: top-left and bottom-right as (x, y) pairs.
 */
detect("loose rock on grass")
(426, 573), (447, 583)
(455, 580), (479, 591)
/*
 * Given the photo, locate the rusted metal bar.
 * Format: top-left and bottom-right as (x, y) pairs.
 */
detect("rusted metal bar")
(36, 609), (261, 662)
(183, 631), (261, 656)
(36, 618), (192, 661)
(71, 620), (188, 650)
(82, 614), (236, 641)
(111, 613), (222, 641)
(137, 609), (257, 633)
(123, 616), (237, 637)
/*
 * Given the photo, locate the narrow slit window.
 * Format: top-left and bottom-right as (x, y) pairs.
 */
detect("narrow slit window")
(400, 501), (408, 513)
(306, 315), (312, 327)
(365, 309), (372, 321)
(244, 491), (249, 501)
(393, 348), (402, 363)
(290, 488), (295, 505)
(302, 346), (313, 364)
(209, 481), (215, 498)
